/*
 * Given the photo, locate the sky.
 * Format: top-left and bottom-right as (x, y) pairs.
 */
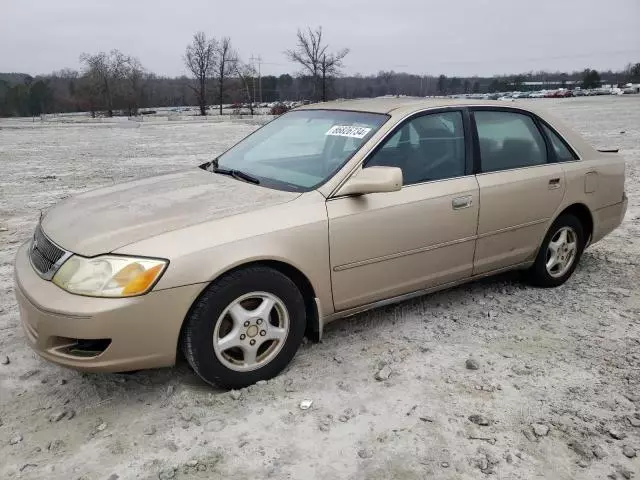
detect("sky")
(2, 0), (639, 78)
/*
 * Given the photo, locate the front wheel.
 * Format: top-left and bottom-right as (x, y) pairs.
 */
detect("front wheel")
(181, 267), (306, 389)
(527, 214), (585, 287)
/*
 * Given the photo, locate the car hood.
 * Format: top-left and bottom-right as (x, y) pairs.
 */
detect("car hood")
(41, 169), (300, 256)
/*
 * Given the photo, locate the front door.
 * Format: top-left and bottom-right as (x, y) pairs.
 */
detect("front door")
(327, 110), (479, 311)
(471, 108), (566, 274)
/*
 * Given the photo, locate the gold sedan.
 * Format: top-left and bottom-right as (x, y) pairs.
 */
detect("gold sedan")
(14, 98), (627, 388)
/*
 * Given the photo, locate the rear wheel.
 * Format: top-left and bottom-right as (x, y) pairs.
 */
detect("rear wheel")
(181, 267), (306, 389)
(528, 214), (585, 287)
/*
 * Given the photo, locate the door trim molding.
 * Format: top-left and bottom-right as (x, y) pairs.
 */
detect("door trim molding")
(323, 260), (534, 323)
(476, 218), (548, 239)
(333, 235), (477, 272)
(332, 218), (548, 273)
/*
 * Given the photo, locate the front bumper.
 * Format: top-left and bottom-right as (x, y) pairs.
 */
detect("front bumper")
(14, 243), (205, 372)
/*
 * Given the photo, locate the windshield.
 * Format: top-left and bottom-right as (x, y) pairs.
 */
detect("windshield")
(215, 109), (389, 191)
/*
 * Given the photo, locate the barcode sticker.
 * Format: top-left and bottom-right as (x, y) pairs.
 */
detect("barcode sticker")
(325, 125), (372, 139)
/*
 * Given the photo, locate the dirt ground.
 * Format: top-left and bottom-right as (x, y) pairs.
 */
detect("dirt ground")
(0, 96), (638, 480)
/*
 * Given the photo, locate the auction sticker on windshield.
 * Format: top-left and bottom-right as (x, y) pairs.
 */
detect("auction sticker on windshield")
(325, 125), (372, 139)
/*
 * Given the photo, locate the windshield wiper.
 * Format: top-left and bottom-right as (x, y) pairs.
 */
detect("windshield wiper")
(208, 158), (260, 184)
(216, 167), (261, 185)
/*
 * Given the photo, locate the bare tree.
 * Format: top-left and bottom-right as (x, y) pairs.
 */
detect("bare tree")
(285, 27), (349, 101)
(76, 71), (104, 118)
(184, 32), (217, 115)
(80, 50), (132, 116)
(216, 37), (237, 115)
(319, 52), (348, 101)
(625, 62), (640, 82)
(235, 61), (257, 115)
(379, 70), (395, 95)
(124, 58), (145, 116)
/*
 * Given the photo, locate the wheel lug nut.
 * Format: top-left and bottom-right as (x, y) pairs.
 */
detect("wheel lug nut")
(240, 334), (246, 340)
(260, 330), (266, 336)
(244, 321), (250, 327)
(256, 319), (262, 325)
(250, 339), (256, 346)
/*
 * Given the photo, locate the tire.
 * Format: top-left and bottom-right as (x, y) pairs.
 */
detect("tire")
(528, 214), (585, 287)
(181, 266), (306, 389)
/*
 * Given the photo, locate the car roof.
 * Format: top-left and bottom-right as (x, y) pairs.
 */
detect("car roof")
(296, 97), (598, 159)
(296, 97), (521, 115)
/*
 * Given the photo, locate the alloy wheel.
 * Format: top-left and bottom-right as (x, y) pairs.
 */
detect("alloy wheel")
(212, 292), (290, 372)
(545, 226), (578, 278)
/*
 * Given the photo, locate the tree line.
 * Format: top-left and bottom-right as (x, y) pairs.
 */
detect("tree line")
(0, 27), (639, 118)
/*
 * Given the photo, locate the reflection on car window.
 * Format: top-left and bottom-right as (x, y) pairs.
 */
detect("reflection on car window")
(366, 111), (466, 185)
(541, 123), (577, 162)
(475, 111), (547, 172)
(245, 117), (332, 160)
(217, 110), (388, 191)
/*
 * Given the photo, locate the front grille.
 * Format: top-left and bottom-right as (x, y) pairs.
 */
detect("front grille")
(30, 224), (67, 278)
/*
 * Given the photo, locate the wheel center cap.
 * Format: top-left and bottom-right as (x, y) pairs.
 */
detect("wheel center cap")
(246, 325), (259, 338)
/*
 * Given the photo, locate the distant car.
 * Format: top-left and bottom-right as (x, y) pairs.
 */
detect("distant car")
(15, 98), (627, 388)
(547, 89), (570, 98)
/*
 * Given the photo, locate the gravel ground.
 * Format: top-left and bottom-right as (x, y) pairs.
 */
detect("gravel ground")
(0, 96), (638, 480)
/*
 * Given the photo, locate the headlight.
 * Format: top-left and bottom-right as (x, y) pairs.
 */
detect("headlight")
(52, 255), (168, 297)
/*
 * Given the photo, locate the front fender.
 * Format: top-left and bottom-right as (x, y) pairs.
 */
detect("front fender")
(114, 191), (334, 316)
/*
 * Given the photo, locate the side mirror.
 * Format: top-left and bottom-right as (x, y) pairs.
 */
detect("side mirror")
(336, 166), (403, 197)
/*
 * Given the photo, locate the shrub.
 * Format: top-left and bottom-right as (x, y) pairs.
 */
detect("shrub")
(270, 103), (290, 116)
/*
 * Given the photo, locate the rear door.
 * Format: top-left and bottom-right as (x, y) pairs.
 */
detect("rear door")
(327, 109), (479, 311)
(471, 108), (565, 274)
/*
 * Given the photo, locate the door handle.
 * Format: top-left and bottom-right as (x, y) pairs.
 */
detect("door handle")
(548, 178), (561, 189)
(452, 196), (473, 210)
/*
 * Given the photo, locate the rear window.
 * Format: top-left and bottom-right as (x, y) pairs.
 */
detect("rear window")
(541, 123), (578, 162)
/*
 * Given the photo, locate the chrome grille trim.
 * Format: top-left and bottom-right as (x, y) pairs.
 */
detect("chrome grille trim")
(29, 223), (73, 280)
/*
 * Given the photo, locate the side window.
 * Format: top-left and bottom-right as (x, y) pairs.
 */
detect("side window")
(541, 123), (578, 162)
(366, 111), (466, 185)
(474, 111), (547, 173)
(379, 122), (419, 151)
